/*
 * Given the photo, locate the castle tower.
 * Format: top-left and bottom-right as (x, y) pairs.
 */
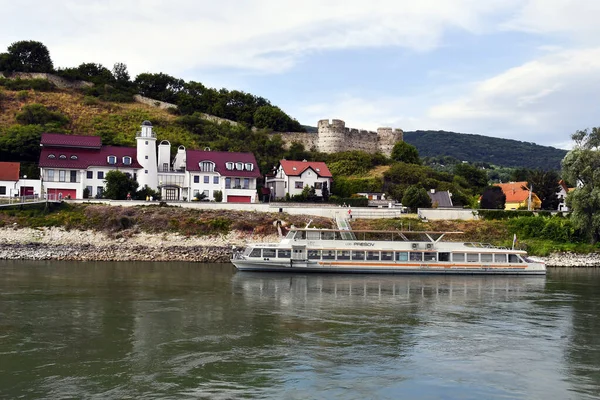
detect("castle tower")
(136, 120), (158, 190)
(377, 127), (404, 157)
(317, 119), (346, 153)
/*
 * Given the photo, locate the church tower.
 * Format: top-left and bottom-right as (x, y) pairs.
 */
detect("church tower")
(136, 120), (158, 190)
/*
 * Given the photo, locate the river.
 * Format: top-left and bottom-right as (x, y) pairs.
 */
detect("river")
(1, 261), (599, 399)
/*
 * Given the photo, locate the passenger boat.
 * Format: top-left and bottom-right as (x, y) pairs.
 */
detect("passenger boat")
(231, 228), (546, 275)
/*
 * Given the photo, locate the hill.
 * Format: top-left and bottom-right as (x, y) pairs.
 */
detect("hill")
(403, 130), (567, 170)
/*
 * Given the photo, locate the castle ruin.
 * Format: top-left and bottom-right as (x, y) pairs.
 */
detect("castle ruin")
(271, 119), (404, 157)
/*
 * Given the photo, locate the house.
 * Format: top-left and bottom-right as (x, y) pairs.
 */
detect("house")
(0, 162), (41, 198)
(357, 192), (389, 207)
(265, 160), (332, 200)
(494, 181), (541, 210)
(427, 189), (453, 208)
(38, 121), (261, 202)
(557, 180), (571, 211)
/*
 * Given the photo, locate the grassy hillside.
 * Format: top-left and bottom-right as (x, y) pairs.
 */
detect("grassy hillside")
(403, 130), (567, 170)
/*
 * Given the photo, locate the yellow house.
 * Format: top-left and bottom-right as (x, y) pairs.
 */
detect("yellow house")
(495, 181), (542, 210)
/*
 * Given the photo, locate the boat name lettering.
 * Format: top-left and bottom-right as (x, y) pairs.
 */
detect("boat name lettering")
(345, 242), (375, 247)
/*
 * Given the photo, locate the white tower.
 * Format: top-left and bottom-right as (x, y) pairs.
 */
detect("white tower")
(136, 120), (158, 190)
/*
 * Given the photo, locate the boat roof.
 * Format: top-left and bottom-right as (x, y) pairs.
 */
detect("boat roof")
(289, 228), (464, 234)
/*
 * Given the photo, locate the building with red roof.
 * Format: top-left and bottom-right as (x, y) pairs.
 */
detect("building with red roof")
(494, 181), (541, 210)
(38, 121), (261, 202)
(265, 159), (333, 200)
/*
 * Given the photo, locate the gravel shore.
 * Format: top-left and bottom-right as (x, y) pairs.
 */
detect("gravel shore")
(0, 227), (598, 266)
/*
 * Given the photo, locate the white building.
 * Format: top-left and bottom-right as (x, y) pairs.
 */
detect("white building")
(0, 162), (42, 199)
(38, 121), (261, 202)
(266, 160), (332, 200)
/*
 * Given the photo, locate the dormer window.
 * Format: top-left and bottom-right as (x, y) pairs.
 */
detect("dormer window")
(292, 167), (297, 171)
(48, 154), (55, 159)
(245, 163), (253, 171)
(107, 156), (117, 165)
(123, 156), (132, 165)
(59, 154), (67, 159)
(200, 161), (215, 172)
(70, 155), (78, 160)
(316, 168), (320, 172)
(226, 162), (234, 170)
(235, 162), (243, 170)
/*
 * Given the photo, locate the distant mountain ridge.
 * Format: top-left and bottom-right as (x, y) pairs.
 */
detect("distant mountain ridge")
(403, 130), (566, 170)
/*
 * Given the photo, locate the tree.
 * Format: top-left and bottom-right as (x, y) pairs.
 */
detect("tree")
(480, 186), (506, 209)
(214, 190), (223, 202)
(16, 104), (69, 127)
(391, 141), (421, 164)
(526, 169), (560, 210)
(4, 41), (53, 72)
(104, 170), (139, 200)
(453, 163), (488, 192)
(562, 128), (600, 243)
(112, 62), (130, 84)
(402, 185), (431, 212)
(321, 181), (330, 202)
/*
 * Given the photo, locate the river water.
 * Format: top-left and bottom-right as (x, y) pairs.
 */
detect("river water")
(1, 261), (599, 399)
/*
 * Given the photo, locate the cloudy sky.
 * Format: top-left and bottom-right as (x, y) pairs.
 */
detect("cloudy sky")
(2, 0), (599, 149)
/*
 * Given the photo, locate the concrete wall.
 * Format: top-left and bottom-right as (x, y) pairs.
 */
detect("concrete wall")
(418, 208), (477, 221)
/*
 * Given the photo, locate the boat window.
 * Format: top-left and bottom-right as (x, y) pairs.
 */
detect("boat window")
(295, 231), (306, 240)
(321, 231), (335, 240)
(366, 251), (380, 261)
(322, 250), (335, 260)
(495, 254), (507, 263)
(508, 254), (521, 263)
(395, 252), (408, 261)
(424, 252), (436, 262)
(263, 249), (276, 258)
(352, 251), (365, 260)
(453, 253), (465, 262)
(285, 231), (295, 239)
(307, 231), (320, 240)
(249, 248), (262, 257)
(277, 249), (291, 258)
(481, 253), (493, 262)
(410, 252), (423, 261)
(308, 250), (321, 260)
(438, 252), (450, 262)
(337, 250), (350, 260)
(467, 253), (479, 262)
(381, 251), (393, 261)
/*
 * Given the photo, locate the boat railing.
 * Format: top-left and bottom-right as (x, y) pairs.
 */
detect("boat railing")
(464, 242), (509, 249)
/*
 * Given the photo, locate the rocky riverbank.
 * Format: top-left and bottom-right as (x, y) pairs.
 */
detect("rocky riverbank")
(0, 227), (599, 266)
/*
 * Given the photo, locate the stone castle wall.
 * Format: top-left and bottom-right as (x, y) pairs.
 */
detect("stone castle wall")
(0, 72), (93, 90)
(272, 119), (403, 157)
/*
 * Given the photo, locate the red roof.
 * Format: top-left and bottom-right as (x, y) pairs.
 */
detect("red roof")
(39, 146), (141, 169)
(280, 160), (332, 177)
(495, 182), (531, 202)
(0, 162), (20, 181)
(186, 150), (261, 177)
(41, 133), (102, 149)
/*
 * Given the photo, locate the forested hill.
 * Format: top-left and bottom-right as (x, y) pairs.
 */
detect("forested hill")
(403, 130), (567, 170)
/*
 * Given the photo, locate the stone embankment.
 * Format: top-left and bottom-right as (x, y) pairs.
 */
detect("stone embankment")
(0, 227), (278, 263)
(539, 253), (600, 267)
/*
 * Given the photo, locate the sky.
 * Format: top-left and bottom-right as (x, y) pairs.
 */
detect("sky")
(2, 0), (599, 149)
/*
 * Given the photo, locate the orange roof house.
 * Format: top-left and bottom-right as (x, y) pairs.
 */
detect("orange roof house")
(494, 181), (542, 210)
(0, 162), (20, 182)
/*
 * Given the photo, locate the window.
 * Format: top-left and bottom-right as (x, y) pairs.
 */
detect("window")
(203, 190), (209, 198)
(194, 176), (200, 183)
(249, 248), (262, 257)
(295, 181), (304, 189)
(508, 254), (521, 263)
(48, 154), (55, 159)
(59, 154), (67, 159)
(225, 178), (231, 189)
(234, 178), (240, 188)
(107, 156), (117, 164)
(263, 248), (276, 258)
(70, 171), (77, 183)
(97, 171), (104, 179)
(200, 161), (214, 172)
(86, 171), (93, 179)
(145, 170), (148, 174)
(85, 186), (92, 196)
(395, 252), (408, 261)
(59, 170), (66, 182)
(481, 254), (493, 262)
(47, 170), (54, 181)
(193, 189), (199, 197)
(322, 250), (335, 260)
(0, 186), (5, 195)
(145, 141), (148, 145)
(438, 252), (451, 262)
(145, 155), (148, 159)
(245, 163), (253, 171)
(351, 251), (365, 260)
(495, 254), (507, 263)
(314, 182), (323, 190)
(366, 251), (380, 261)
(226, 162), (234, 170)
(410, 252), (423, 261)
(97, 186), (104, 197)
(336, 250), (350, 260)
(424, 252), (437, 262)
(381, 251), (393, 261)
(123, 156), (132, 165)
(235, 162), (243, 170)
(204, 176), (209, 184)
(243, 178), (249, 189)
(453, 253), (465, 262)
(277, 249), (291, 258)
(70, 155), (78, 160)
(213, 176), (219, 184)
(308, 250), (321, 260)
(467, 253), (479, 262)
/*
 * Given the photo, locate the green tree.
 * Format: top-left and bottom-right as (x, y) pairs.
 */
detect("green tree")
(104, 170), (139, 200)
(15, 103), (69, 127)
(2, 41), (53, 72)
(214, 190), (223, 202)
(0, 124), (44, 162)
(562, 128), (600, 243)
(391, 141), (421, 164)
(526, 169), (560, 210)
(480, 186), (506, 209)
(402, 185), (431, 212)
(453, 163), (488, 192)
(112, 62), (130, 84)
(321, 181), (330, 202)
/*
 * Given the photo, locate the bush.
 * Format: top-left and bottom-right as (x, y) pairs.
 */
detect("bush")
(82, 96), (100, 106)
(0, 77), (55, 91)
(16, 103), (69, 126)
(213, 190), (223, 202)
